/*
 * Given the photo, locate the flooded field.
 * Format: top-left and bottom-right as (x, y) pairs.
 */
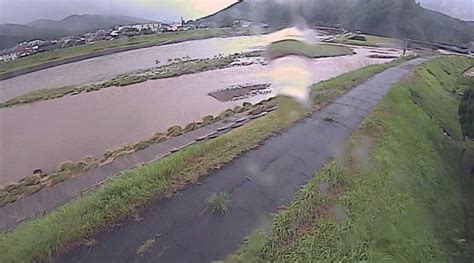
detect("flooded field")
(0, 45), (402, 184)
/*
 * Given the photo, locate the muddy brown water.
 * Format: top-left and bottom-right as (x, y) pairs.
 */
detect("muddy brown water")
(0, 30), (402, 184)
(0, 29), (327, 102)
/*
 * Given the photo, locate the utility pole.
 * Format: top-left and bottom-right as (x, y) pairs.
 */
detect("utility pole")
(403, 37), (408, 57)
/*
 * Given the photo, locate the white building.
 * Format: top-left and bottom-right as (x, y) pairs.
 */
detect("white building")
(0, 49), (19, 62)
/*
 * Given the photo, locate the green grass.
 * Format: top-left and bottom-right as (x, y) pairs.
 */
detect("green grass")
(458, 72), (474, 139)
(461, 140), (474, 257)
(0, 58), (411, 262)
(227, 56), (474, 262)
(331, 33), (398, 47)
(408, 57), (473, 140)
(266, 39), (353, 59)
(207, 192), (230, 216)
(0, 29), (234, 75)
(0, 51), (261, 108)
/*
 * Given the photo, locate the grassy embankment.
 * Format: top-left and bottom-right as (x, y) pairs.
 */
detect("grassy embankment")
(265, 39), (353, 59)
(458, 69), (474, 138)
(0, 28), (236, 75)
(331, 33), (397, 47)
(227, 56), (474, 262)
(0, 56), (412, 262)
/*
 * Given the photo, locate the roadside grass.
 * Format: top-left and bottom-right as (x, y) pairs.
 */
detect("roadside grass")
(0, 52), (261, 108)
(0, 28), (233, 75)
(227, 56), (473, 262)
(265, 39), (353, 59)
(408, 57), (472, 140)
(207, 192), (230, 216)
(458, 74), (474, 138)
(461, 140), (474, 257)
(0, 58), (411, 262)
(330, 33), (397, 47)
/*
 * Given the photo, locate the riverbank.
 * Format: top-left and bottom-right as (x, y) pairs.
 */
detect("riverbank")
(0, 28), (266, 80)
(0, 57), (415, 262)
(227, 56), (473, 262)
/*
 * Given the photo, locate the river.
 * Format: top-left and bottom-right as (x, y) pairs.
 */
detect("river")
(0, 28), (403, 184)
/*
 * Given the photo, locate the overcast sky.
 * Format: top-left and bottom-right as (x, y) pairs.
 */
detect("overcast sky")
(0, 0), (239, 24)
(0, 0), (472, 24)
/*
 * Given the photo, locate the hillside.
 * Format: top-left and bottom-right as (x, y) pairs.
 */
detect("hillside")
(28, 14), (154, 34)
(198, 0), (474, 45)
(0, 14), (155, 50)
(0, 24), (66, 50)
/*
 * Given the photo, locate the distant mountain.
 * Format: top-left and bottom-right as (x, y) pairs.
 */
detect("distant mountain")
(28, 14), (155, 34)
(199, 0), (474, 45)
(419, 0), (473, 21)
(0, 14), (155, 50)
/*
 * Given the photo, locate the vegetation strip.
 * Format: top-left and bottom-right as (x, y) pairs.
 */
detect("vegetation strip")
(329, 33), (396, 47)
(0, 51), (262, 108)
(0, 56), (412, 262)
(265, 39), (354, 59)
(227, 56), (474, 262)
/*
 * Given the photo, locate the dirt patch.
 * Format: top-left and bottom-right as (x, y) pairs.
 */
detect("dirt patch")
(209, 83), (272, 102)
(464, 67), (474, 77)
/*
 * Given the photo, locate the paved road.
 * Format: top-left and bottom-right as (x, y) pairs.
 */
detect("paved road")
(59, 58), (427, 262)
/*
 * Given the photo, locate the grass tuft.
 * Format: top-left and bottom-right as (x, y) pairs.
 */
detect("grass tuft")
(136, 238), (155, 257)
(207, 192), (230, 216)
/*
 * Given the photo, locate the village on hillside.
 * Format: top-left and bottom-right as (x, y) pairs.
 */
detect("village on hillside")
(0, 19), (226, 62)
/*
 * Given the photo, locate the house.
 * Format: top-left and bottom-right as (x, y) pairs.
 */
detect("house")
(233, 20), (252, 28)
(37, 41), (61, 53)
(27, 39), (45, 46)
(162, 23), (178, 32)
(196, 22), (211, 29)
(184, 20), (196, 30)
(0, 49), (19, 61)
